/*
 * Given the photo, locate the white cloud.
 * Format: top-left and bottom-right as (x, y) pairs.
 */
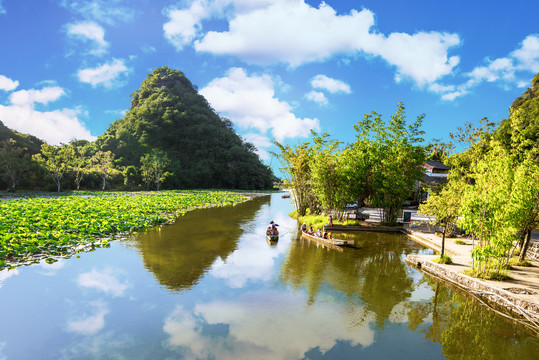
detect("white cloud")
(0, 0), (5, 15)
(77, 268), (130, 297)
(66, 21), (109, 56)
(243, 133), (272, 160)
(0, 75), (18, 91)
(66, 301), (109, 335)
(311, 74), (351, 94)
(305, 90), (328, 106)
(77, 59), (130, 88)
(512, 34), (539, 72)
(200, 67), (319, 142)
(0, 85), (96, 145)
(164, 0), (209, 50)
(61, 0), (136, 25)
(9, 86), (65, 106)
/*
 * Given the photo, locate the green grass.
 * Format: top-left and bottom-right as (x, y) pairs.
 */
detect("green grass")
(433, 254), (453, 264)
(0, 190), (248, 268)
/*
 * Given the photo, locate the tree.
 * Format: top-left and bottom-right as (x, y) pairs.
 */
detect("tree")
(90, 151), (120, 190)
(32, 144), (70, 192)
(272, 140), (317, 216)
(65, 140), (92, 190)
(140, 149), (173, 190)
(418, 179), (463, 258)
(353, 103), (426, 223)
(0, 138), (31, 190)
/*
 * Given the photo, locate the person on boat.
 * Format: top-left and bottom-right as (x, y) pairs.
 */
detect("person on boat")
(328, 215), (333, 227)
(315, 229), (321, 237)
(323, 231), (328, 239)
(301, 223), (307, 232)
(308, 226), (314, 235)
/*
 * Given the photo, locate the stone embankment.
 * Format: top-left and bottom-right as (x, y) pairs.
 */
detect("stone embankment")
(403, 227), (539, 331)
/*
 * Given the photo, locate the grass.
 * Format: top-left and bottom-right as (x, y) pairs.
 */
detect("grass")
(433, 254), (453, 264)
(455, 239), (467, 245)
(463, 268), (511, 281)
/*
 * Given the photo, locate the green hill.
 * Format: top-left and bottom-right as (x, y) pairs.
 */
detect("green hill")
(97, 67), (273, 189)
(0, 120), (43, 154)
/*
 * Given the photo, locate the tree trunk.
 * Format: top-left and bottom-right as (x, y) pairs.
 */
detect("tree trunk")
(518, 228), (532, 262)
(441, 226), (446, 257)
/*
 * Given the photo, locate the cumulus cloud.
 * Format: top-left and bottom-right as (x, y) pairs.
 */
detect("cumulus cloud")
(164, 1), (461, 88)
(305, 90), (328, 106)
(164, 0), (209, 50)
(0, 84), (96, 145)
(311, 74), (351, 94)
(66, 21), (109, 56)
(242, 133), (272, 160)
(61, 0), (136, 25)
(0, 75), (18, 91)
(77, 58), (130, 88)
(200, 67), (319, 142)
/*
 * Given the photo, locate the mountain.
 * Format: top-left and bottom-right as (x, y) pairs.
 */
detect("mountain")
(0, 120), (43, 154)
(97, 66), (273, 189)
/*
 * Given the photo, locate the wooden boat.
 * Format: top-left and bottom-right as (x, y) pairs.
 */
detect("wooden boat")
(282, 193), (291, 198)
(266, 233), (279, 242)
(301, 231), (352, 247)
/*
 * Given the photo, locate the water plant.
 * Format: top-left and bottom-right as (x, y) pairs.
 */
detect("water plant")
(0, 190), (248, 268)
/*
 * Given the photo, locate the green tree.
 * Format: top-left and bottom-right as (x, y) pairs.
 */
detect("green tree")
(90, 151), (120, 190)
(65, 140), (92, 190)
(0, 138), (31, 190)
(32, 144), (70, 192)
(418, 179), (463, 258)
(272, 140), (317, 216)
(140, 149), (173, 190)
(353, 103), (426, 223)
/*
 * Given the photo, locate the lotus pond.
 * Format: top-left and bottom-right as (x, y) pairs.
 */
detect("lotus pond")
(0, 193), (538, 359)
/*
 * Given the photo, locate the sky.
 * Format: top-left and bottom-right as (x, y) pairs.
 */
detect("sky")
(0, 0), (538, 171)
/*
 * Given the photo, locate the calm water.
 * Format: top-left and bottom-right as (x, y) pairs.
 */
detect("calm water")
(0, 194), (537, 359)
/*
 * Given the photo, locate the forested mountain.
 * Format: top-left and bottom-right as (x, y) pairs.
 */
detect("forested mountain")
(96, 66), (273, 189)
(0, 120), (43, 154)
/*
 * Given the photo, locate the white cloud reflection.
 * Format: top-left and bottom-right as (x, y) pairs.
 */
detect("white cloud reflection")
(66, 301), (109, 335)
(164, 290), (375, 359)
(0, 269), (19, 288)
(209, 211), (295, 288)
(77, 268), (130, 297)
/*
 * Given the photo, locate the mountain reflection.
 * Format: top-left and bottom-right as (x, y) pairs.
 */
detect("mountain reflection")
(132, 195), (269, 291)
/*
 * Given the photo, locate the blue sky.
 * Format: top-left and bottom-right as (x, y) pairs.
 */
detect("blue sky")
(1, 0), (538, 169)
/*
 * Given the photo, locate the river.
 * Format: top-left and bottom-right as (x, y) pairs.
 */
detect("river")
(0, 193), (537, 359)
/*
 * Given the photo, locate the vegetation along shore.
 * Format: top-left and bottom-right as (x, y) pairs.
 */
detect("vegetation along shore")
(0, 190), (249, 269)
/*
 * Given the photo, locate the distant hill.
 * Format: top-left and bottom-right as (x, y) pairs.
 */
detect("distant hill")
(0, 120), (43, 154)
(97, 67), (274, 189)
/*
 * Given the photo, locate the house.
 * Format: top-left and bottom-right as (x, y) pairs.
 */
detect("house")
(417, 160), (450, 201)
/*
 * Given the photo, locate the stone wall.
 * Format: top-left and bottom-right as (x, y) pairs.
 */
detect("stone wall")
(527, 242), (539, 262)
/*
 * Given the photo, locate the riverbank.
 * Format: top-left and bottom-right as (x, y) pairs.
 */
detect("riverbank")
(403, 227), (539, 333)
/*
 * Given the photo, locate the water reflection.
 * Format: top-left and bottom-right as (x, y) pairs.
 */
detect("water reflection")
(132, 195), (269, 291)
(281, 231), (426, 327)
(163, 290), (375, 360)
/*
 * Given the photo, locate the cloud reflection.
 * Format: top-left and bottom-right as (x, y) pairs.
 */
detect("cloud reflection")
(164, 290), (375, 359)
(77, 268), (130, 297)
(209, 211), (296, 288)
(66, 301), (109, 335)
(0, 269), (19, 288)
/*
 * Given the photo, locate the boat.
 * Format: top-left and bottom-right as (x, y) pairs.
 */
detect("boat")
(301, 231), (352, 247)
(282, 193), (291, 198)
(266, 233), (279, 244)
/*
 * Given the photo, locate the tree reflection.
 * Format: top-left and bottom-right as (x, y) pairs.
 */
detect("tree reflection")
(280, 231), (422, 328)
(405, 278), (539, 359)
(133, 195), (269, 291)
